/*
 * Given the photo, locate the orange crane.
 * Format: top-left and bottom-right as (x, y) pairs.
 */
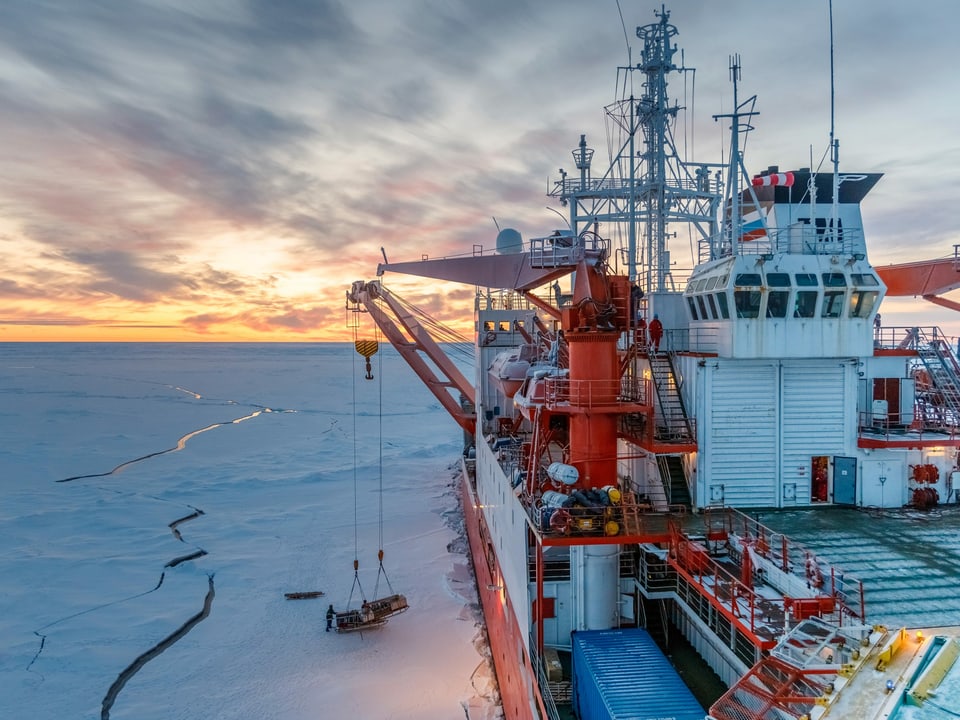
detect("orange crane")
(876, 245), (960, 311)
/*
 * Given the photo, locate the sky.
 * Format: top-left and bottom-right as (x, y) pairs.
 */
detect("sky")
(1, 0), (958, 342)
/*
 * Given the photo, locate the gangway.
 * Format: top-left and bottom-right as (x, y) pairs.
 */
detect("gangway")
(906, 327), (960, 430)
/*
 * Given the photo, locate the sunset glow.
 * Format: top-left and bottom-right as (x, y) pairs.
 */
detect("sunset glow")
(1, 1), (958, 342)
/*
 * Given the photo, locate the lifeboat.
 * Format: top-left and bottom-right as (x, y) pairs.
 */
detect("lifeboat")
(514, 366), (567, 419)
(488, 349), (531, 398)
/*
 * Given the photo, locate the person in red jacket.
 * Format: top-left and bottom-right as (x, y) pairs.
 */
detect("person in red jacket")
(648, 314), (663, 352)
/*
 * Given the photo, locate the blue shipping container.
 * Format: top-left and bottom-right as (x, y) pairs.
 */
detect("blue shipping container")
(572, 628), (706, 720)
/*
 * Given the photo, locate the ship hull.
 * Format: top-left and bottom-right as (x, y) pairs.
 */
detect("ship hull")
(460, 460), (546, 720)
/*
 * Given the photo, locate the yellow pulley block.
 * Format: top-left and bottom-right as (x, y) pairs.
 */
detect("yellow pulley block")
(355, 339), (379, 379)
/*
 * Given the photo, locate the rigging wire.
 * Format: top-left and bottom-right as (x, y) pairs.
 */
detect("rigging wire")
(348, 324), (364, 607)
(378, 310), (384, 558)
(373, 296), (393, 598)
(388, 290), (474, 365)
(615, 0), (631, 67)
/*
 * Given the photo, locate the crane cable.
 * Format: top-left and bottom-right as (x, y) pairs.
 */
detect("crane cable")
(372, 300), (395, 599)
(347, 323), (368, 609)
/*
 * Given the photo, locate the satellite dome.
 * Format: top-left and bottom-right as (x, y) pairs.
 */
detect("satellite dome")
(495, 228), (523, 254)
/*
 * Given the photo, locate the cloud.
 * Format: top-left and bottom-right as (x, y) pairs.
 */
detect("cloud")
(0, 0), (957, 340)
(182, 304), (334, 335)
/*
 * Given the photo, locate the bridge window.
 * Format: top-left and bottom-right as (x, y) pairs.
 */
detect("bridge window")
(705, 276), (719, 291)
(822, 290), (845, 318)
(697, 295), (709, 319)
(499, 321), (510, 331)
(821, 273), (847, 318)
(734, 274), (762, 318)
(735, 290), (762, 318)
(687, 296), (699, 319)
(767, 272), (791, 287)
(795, 291), (818, 318)
(849, 273), (880, 318)
(794, 275), (819, 318)
(716, 293), (730, 319)
(767, 291), (789, 318)
(706, 293), (720, 319)
(849, 289), (879, 318)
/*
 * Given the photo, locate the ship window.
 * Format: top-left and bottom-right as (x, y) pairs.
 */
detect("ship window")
(685, 280), (696, 294)
(822, 290), (846, 318)
(822, 272), (847, 287)
(766, 272), (791, 287)
(483, 320), (495, 331)
(852, 273), (879, 286)
(735, 273), (762, 286)
(718, 274), (729, 287)
(695, 278), (708, 292)
(499, 321), (510, 331)
(706, 293), (720, 319)
(796, 273), (818, 287)
(687, 296), (699, 319)
(514, 320), (525, 330)
(705, 276), (719, 291)
(849, 290), (880, 318)
(795, 290), (818, 318)
(697, 295), (709, 319)
(716, 292), (730, 319)
(735, 289), (762, 318)
(766, 290), (789, 318)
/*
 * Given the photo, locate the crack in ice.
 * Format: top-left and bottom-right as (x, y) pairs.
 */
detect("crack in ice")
(169, 508), (204, 541)
(100, 575), (216, 720)
(56, 408), (287, 483)
(26, 572), (168, 677)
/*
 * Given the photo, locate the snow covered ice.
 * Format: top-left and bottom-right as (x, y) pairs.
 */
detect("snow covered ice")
(0, 343), (500, 719)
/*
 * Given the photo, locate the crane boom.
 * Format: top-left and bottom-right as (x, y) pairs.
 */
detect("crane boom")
(876, 248), (960, 310)
(346, 281), (476, 435)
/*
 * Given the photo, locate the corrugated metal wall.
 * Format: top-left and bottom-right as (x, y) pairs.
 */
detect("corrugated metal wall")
(705, 362), (779, 506)
(781, 362), (847, 504)
(571, 628), (705, 720)
(698, 359), (855, 508)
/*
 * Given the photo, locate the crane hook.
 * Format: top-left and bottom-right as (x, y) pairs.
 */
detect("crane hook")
(354, 339), (379, 380)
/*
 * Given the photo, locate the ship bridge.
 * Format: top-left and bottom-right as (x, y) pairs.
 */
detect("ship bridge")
(679, 169), (886, 359)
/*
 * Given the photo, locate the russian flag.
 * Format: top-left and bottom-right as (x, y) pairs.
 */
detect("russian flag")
(739, 210), (767, 241)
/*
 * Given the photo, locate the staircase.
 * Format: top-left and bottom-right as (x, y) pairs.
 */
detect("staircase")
(657, 455), (692, 509)
(914, 328), (960, 428)
(639, 596), (671, 649)
(648, 351), (695, 444)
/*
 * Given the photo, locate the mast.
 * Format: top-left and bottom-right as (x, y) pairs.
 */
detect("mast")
(829, 0), (840, 244)
(548, 5), (723, 294)
(712, 56), (759, 258)
(638, 7), (677, 292)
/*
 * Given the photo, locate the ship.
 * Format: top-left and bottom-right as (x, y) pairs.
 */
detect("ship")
(347, 7), (960, 720)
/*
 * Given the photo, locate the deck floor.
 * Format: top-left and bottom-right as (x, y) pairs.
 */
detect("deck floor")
(754, 504), (960, 628)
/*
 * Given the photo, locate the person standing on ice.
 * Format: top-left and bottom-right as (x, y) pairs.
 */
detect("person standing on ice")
(648, 314), (663, 353)
(326, 604), (335, 632)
